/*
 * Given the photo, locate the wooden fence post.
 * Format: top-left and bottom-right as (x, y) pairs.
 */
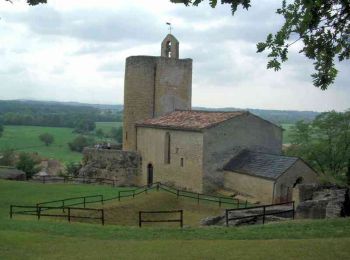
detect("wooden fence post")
(262, 206), (266, 224)
(176, 190), (179, 199)
(83, 197), (86, 208)
(197, 193), (199, 205)
(292, 201), (295, 219)
(10, 205), (13, 219)
(68, 207), (71, 222)
(180, 210), (183, 228)
(101, 195), (104, 205)
(225, 209), (229, 227)
(139, 211), (142, 227)
(101, 209), (105, 225)
(37, 206), (41, 220)
(62, 200), (65, 213)
(118, 191), (121, 201)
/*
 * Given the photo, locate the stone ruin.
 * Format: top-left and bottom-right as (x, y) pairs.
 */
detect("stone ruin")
(78, 148), (141, 186)
(295, 184), (350, 219)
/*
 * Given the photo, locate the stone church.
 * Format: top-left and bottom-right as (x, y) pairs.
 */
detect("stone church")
(81, 34), (318, 204)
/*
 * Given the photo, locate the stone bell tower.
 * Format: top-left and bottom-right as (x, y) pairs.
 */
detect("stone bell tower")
(123, 34), (192, 151)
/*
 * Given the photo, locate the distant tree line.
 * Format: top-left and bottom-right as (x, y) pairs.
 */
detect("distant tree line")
(0, 101), (122, 128)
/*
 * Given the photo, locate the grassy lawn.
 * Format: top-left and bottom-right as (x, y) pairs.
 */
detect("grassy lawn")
(0, 125), (82, 163)
(1, 180), (350, 259)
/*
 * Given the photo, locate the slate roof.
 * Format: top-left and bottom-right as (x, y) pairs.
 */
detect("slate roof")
(136, 110), (247, 131)
(223, 150), (299, 180)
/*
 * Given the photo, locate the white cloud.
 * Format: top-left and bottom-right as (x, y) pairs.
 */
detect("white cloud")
(0, 0), (349, 111)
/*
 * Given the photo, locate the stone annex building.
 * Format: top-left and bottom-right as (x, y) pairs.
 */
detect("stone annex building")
(81, 34), (318, 204)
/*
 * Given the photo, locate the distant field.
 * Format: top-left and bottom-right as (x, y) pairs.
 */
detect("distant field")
(0, 125), (82, 163)
(1, 180), (350, 259)
(95, 121), (122, 134)
(282, 123), (294, 144)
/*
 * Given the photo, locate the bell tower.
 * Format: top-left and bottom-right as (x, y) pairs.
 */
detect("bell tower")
(123, 34), (192, 151)
(161, 34), (179, 59)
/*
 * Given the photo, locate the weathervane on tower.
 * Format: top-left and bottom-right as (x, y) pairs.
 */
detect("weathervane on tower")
(166, 22), (172, 34)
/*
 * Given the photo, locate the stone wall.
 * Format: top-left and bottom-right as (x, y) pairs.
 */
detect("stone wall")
(79, 148), (140, 186)
(136, 127), (203, 192)
(223, 171), (275, 204)
(203, 112), (283, 192)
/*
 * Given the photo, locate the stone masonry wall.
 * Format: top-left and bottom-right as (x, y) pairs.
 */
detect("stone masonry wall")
(79, 148), (141, 186)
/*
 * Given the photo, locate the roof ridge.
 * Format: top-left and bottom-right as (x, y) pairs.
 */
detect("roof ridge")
(174, 109), (248, 114)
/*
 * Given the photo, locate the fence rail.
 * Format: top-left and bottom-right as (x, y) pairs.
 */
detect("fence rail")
(139, 210), (183, 228)
(10, 205), (104, 225)
(225, 201), (295, 226)
(32, 176), (118, 187)
(117, 182), (248, 209)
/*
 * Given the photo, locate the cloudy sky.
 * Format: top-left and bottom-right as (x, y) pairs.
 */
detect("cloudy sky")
(0, 0), (349, 111)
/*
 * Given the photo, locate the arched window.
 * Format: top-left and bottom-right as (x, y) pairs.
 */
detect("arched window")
(164, 132), (171, 164)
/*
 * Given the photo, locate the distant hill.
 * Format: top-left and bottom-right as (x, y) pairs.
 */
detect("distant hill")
(193, 107), (319, 124)
(0, 99), (319, 125)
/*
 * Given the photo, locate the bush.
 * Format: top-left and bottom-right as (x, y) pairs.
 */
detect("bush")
(16, 152), (39, 179)
(68, 135), (94, 152)
(0, 148), (15, 166)
(38, 133), (54, 146)
(65, 162), (82, 177)
(74, 118), (96, 134)
(0, 124), (3, 138)
(110, 126), (123, 144)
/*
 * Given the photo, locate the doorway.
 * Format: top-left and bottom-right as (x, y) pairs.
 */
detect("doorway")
(147, 163), (153, 186)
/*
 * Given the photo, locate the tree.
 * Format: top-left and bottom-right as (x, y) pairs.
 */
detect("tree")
(172, 0), (350, 90)
(0, 124), (3, 138)
(110, 126), (123, 144)
(4, 0), (47, 6)
(38, 133), (54, 146)
(0, 148), (15, 166)
(286, 110), (350, 184)
(74, 118), (96, 134)
(16, 152), (38, 179)
(68, 135), (94, 152)
(65, 162), (82, 177)
(95, 129), (105, 140)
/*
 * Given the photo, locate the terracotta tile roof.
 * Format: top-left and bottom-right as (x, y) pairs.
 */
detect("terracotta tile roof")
(136, 110), (247, 131)
(223, 150), (299, 180)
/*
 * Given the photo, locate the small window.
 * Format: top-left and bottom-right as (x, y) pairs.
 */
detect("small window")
(180, 158), (184, 167)
(164, 132), (171, 164)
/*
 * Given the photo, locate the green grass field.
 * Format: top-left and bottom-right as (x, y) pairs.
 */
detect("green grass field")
(0, 125), (82, 163)
(1, 180), (350, 259)
(0, 122), (122, 164)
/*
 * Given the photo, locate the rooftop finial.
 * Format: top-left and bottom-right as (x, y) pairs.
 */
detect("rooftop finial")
(166, 22), (172, 34)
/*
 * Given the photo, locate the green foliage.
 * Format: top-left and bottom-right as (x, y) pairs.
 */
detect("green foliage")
(74, 118), (96, 134)
(286, 110), (350, 184)
(95, 129), (104, 140)
(172, 0), (350, 90)
(68, 135), (94, 152)
(0, 124), (3, 138)
(65, 162), (82, 177)
(110, 126), (123, 144)
(0, 149), (15, 166)
(38, 133), (54, 146)
(15, 152), (39, 179)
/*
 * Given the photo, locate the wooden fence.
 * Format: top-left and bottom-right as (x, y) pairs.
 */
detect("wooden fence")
(10, 205), (104, 225)
(32, 176), (117, 187)
(139, 210), (183, 228)
(225, 201), (295, 226)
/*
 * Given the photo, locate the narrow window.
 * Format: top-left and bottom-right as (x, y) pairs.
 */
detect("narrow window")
(166, 41), (172, 57)
(180, 158), (184, 167)
(164, 132), (171, 164)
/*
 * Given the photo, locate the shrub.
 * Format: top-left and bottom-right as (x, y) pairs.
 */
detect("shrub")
(38, 133), (54, 146)
(16, 152), (39, 179)
(68, 135), (94, 152)
(110, 126), (123, 144)
(65, 162), (82, 177)
(0, 148), (15, 166)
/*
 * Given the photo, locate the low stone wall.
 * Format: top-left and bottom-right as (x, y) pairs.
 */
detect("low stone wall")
(79, 148), (141, 186)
